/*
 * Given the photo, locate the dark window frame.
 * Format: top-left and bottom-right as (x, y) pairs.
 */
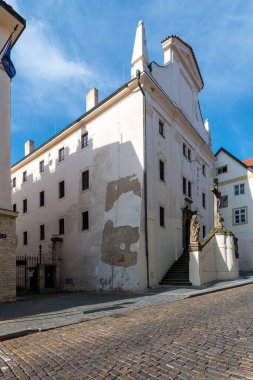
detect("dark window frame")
(40, 224), (45, 240)
(23, 198), (27, 213)
(82, 211), (89, 231)
(39, 160), (44, 173)
(81, 132), (89, 149)
(58, 147), (64, 162)
(159, 120), (165, 137)
(159, 206), (165, 227)
(202, 192), (206, 208)
(159, 160), (165, 182)
(59, 180), (65, 199)
(23, 171), (27, 182)
(59, 218), (65, 235)
(23, 231), (28, 245)
(82, 170), (89, 191)
(39, 190), (45, 207)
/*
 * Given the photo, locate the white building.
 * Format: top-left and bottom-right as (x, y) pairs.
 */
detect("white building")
(215, 148), (253, 271)
(11, 21), (215, 291)
(0, 0), (25, 302)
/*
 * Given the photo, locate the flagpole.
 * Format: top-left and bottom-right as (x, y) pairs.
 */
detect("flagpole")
(0, 24), (18, 57)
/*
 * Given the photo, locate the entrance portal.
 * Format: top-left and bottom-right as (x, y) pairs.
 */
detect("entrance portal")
(182, 208), (195, 251)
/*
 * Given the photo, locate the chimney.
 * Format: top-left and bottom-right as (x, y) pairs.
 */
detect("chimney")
(86, 88), (98, 111)
(25, 140), (34, 156)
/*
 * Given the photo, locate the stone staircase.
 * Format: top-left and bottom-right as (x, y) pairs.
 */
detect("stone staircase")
(159, 251), (191, 286)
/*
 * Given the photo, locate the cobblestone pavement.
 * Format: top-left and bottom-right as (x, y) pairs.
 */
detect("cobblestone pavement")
(1, 274), (253, 339)
(1, 285), (253, 379)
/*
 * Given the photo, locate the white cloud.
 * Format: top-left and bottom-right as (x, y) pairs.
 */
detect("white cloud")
(13, 20), (94, 84)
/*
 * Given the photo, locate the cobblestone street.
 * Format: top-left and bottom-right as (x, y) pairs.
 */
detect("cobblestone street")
(1, 284), (253, 380)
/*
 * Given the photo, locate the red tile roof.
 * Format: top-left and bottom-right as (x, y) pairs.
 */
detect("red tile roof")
(243, 158), (253, 168)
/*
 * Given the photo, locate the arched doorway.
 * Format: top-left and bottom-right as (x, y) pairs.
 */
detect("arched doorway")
(182, 207), (195, 252)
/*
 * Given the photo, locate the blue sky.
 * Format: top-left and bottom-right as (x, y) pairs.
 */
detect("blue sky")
(7, 0), (253, 164)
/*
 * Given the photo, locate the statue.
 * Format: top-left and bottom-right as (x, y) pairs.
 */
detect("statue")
(190, 214), (200, 243)
(215, 211), (224, 229)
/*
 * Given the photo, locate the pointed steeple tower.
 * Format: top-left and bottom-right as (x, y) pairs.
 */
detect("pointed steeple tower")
(131, 20), (149, 78)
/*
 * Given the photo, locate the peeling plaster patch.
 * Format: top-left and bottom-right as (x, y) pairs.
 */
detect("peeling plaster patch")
(105, 175), (141, 212)
(101, 220), (139, 267)
(104, 192), (141, 227)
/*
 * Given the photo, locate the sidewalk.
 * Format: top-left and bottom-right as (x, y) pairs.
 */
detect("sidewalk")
(1, 273), (253, 341)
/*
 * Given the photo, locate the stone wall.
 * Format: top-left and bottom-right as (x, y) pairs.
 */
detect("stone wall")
(0, 209), (17, 302)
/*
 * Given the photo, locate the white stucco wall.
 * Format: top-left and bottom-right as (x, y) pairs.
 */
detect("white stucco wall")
(12, 88), (147, 291)
(215, 150), (253, 271)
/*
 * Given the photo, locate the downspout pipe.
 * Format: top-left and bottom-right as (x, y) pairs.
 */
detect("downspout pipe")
(136, 69), (150, 289)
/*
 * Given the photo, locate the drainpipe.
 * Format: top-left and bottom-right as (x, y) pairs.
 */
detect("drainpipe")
(136, 69), (150, 289)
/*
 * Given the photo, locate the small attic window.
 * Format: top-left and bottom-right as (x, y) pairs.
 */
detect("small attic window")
(217, 165), (228, 175)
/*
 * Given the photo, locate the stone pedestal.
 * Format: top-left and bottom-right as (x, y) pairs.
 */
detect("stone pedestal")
(0, 208), (18, 303)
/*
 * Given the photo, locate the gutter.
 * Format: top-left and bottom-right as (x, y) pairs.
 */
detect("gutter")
(136, 70), (150, 289)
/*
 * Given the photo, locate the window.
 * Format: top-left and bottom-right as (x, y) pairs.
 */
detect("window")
(59, 218), (65, 235)
(202, 164), (206, 176)
(39, 191), (45, 207)
(59, 180), (65, 198)
(219, 195), (228, 209)
(202, 192), (206, 208)
(183, 177), (187, 195)
(12, 177), (16, 188)
(183, 143), (192, 162)
(23, 171), (27, 182)
(23, 198), (27, 213)
(82, 211), (89, 231)
(81, 132), (88, 148)
(188, 181), (192, 198)
(13, 204), (16, 212)
(183, 177), (192, 198)
(39, 160), (44, 173)
(183, 143), (187, 157)
(234, 183), (245, 196)
(82, 170), (89, 191)
(159, 120), (164, 137)
(233, 207), (247, 225)
(159, 160), (165, 181)
(40, 224), (45, 240)
(160, 206), (165, 227)
(188, 148), (192, 162)
(203, 225), (206, 238)
(217, 165), (227, 175)
(58, 147), (64, 161)
(23, 231), (28, 245)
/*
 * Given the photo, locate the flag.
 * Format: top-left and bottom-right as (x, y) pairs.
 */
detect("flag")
(1, 38), (16, 79)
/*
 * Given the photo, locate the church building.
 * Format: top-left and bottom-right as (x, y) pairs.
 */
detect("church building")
(11, 21), (215, 291)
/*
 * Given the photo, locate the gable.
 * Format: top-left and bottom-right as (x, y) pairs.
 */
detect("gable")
(215, 149), (249, 180)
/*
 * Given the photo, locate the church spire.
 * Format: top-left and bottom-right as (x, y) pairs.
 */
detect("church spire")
(131, 20), (149, 78)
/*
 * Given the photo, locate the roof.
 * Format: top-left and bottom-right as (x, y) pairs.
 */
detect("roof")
(243, 158), (253, 168)
(0, 0), (26, 47)
(215, 147), (250, 171)
(161, 35), (204, 88)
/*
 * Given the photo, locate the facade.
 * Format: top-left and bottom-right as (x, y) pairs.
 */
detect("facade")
(0, 0), (25, 302)
(11, 21), (215, 291)
(215, 148), (253, 271)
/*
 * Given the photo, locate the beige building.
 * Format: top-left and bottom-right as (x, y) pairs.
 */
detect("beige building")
(11, 21), (215, 291)
(215, 148), (253, 271)
(0, 0), (25, 302)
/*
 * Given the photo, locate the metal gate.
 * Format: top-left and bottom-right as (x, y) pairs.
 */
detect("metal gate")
(16, 255), (39, 296)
